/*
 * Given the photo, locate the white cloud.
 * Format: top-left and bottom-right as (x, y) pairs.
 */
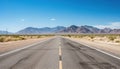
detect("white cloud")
(95, 22), (120, 29)
(21, 19), (25, 21)
(50, 18), (56, 21)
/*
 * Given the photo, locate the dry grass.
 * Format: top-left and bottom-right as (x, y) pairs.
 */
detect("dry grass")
(62, 34), (120, 43)
(0, 34), (54, 42)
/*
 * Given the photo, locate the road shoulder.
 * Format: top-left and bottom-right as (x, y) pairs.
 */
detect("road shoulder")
(0, 37), (51, 54)
(65, 37), (120, 58)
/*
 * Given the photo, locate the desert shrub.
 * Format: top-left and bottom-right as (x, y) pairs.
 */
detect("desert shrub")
(37, 36), (41, 38)
(19, 37), (26, 40)
(108, 36), (116, 41)
(67, 35), (71, 37)
(0, 37), (5, 42)
(115, 40), (120, 43)
(89, 36), (95, 39)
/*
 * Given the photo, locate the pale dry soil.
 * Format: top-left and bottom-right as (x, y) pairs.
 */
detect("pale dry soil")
(0, 37), (50, 54)
(66, 37), (120, 58)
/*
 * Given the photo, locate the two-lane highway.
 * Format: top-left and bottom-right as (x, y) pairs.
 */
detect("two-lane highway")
(0, 37), (120, 69)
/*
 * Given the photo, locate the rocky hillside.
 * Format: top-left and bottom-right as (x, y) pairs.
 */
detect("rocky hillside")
(0, 25), (120, 34)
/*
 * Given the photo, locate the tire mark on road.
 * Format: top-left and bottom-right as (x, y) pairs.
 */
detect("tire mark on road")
(66, 41), (117, 69)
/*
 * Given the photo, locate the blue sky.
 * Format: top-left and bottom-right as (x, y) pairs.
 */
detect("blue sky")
(0, 0), (120, 32)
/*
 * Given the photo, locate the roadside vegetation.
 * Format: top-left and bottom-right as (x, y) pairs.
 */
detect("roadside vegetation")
(0, 34), (54, 42)
(62, 34), (120, 44)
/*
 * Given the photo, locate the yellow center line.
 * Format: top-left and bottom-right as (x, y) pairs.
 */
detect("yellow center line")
(59, 46), (62, 56)
(59, 60), (63, 69)
(59, 44), (62, 69)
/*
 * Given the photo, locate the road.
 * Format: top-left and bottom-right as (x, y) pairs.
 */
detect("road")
(0, 37), (120, 69)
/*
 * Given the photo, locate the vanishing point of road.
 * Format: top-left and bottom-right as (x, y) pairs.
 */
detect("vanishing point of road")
(0, 37), (120, 69)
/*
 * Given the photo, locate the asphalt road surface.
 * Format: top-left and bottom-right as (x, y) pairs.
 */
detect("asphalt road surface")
(0, 37), (120, 69)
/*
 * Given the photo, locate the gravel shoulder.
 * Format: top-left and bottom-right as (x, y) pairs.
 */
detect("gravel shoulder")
(66, 37), (120, 58)
(0, 37), (51, 54)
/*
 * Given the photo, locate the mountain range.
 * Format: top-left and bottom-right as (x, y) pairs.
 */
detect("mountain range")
(59, 25), (120, 34)
(0, 25), (120, 34)
(17, 26), (66, 34)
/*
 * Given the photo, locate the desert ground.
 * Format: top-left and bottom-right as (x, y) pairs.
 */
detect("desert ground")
(0, 35), (53, 54)
(64, 34), (120, 57)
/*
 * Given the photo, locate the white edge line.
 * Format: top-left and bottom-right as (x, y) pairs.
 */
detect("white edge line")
(83, 43), (120, 60)
(0, 38), (53, 57)
(67, 38), (120, 60)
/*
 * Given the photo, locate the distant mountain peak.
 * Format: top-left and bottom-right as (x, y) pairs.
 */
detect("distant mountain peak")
(69, 25), (79, 28)
(0, 25), (120, 34)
